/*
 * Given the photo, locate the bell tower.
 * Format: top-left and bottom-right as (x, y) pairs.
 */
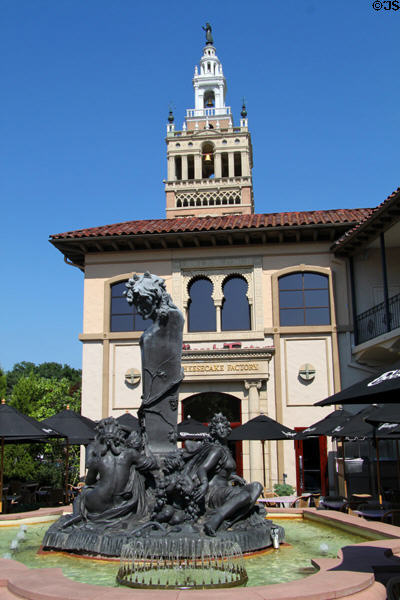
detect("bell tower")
(165, 26), (254, 219)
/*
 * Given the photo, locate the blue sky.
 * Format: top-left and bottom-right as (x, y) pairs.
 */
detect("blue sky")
(1, 0), (399, 373)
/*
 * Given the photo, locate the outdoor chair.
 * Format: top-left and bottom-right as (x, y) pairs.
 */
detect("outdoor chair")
(291, 494), (320, 508)
(262, 489), (277, 499)
(354, 501), (391, 521)
(20, 482), (38, 505)
(318, 495), (348, 512)
(35, 486), (52, 505)
(346, 493), (372, 515)
(48, 488), (65, 506)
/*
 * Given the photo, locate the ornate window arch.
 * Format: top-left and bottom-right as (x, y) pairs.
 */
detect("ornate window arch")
(221, 275), (251, 331)
(182, 268), (254, 333)
(187, 277), (216, 332)
(273, 266), (333, 327)
(108, 277), (151, 332)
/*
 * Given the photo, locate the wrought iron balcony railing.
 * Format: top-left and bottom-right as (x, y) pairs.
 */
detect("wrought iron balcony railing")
(355, 291), (400, 345)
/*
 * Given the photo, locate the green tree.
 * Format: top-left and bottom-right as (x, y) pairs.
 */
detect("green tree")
(10, 374), (80, 418)
(6, 361), (35, 396)
(4, 374), (82, 489)
(6, 361), (81, 397)
(0, 366), (6, 400)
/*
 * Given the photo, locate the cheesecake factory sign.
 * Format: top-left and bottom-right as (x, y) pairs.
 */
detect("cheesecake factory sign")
(184, 363), (260, 373)
(181, 348), (274, 379)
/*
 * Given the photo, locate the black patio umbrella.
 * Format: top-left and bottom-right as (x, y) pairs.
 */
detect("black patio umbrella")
(177, 417), (209, 438)
(0, 400), (64, 512)
(41, 406), (96, 502)
(228, 414), (296, 487)
(296, 409), (352, 439)
(365, 404), (400, 426)
(314, 364), (400, 407)
(116, 412), (139, 431)
(330, 405), (400, 503)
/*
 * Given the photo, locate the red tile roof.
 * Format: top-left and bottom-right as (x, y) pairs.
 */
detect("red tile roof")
(50, 208), (372, 240)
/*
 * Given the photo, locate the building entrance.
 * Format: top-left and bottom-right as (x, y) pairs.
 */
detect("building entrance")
(182, 392), (243, 476)
(294, 429), (327, 495)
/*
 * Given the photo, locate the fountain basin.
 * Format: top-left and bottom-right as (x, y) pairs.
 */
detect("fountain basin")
(0, 507), (398, 599)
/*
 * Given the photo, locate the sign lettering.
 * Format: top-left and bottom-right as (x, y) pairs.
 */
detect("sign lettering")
(183, 363), (260, 373)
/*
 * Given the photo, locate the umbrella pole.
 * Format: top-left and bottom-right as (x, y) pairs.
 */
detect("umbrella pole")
(0, 438), (4, 513)
(396, 440), (400, 489)
(65, 441), (70, 505)
(261, 440), (266, 488)
(341, 437), (348, 499)
(375, 436), (383, 505)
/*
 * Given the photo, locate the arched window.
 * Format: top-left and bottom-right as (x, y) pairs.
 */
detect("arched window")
(204, 90), (215, 107)
(221, 276), (251, 331)
(188, 278), (216, 332)
(278, 272), (330, 326)
(110, 281), (151, 332)
(202, 142), (214, 179)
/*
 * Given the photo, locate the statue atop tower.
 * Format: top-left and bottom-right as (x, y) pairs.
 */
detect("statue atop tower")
(202, 22), (213, 45)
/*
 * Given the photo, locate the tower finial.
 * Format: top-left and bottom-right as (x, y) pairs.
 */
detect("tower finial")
(241, 98), (247, 118)
(202, 22), (213, 45)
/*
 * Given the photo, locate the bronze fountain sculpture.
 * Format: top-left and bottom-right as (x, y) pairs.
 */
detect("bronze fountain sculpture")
(43, 272), (284, 560)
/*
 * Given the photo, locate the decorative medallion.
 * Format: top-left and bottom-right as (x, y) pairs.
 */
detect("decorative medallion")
(298, 363), (316, 382)
(125, 368), (141, 386)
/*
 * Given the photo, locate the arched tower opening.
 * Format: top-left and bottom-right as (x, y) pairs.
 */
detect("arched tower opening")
(202, 142), (214, 179)
(204, 90), (215, 108)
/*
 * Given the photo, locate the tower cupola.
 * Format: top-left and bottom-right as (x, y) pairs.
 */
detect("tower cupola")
(186, 28), (232, 131)
(164, 25), (254, 219)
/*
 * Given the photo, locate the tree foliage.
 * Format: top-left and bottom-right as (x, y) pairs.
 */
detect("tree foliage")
(3, 363), (82, 491)
(0, 366), (6, 400)
(10, 374), (80, 419)
(6, 361), (81, 397)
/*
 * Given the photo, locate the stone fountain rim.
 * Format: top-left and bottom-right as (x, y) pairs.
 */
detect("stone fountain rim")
(0, 507), (397, 600)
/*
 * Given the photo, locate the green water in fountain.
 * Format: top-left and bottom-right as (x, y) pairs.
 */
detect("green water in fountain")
(1, 520), (373, 587)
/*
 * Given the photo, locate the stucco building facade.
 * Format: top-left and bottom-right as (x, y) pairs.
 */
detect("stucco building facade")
(50, 33), (400, 494)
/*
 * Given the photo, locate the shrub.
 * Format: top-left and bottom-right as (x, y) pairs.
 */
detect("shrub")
(273, 483), (295, 496)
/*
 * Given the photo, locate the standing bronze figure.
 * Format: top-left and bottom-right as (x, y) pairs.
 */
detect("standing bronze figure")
(125, 272), (184, 454)
(202, 22), (213, 45)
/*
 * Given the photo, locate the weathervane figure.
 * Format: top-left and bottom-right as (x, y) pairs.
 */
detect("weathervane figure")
(202, 22), (213, 45)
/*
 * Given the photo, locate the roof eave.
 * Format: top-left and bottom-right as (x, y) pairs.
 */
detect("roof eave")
(50, 220), (360, 268)
(332, 189), (400, 257)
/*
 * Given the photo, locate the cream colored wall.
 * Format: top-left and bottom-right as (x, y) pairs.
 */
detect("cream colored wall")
(352, 246), (400, 313)
(81, 342), (104, 421)
(80, 239), (348, 491)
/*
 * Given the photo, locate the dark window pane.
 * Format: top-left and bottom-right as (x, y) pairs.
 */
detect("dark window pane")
(280, 308), (305, 326)
(305, 308), (330, 325)
(111, 315), (133, 331)
(279, 290), (304, 308)
(110, 280), (150, 332)
(304, 289), (330, 307)
(112, 297), (133, 315)
(303, 273), (328, 289)
(222, 277), (250, 331)
(188, 278), (216, 332)
(279, 273), (303, 290)
(111, 282), (128, 297)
